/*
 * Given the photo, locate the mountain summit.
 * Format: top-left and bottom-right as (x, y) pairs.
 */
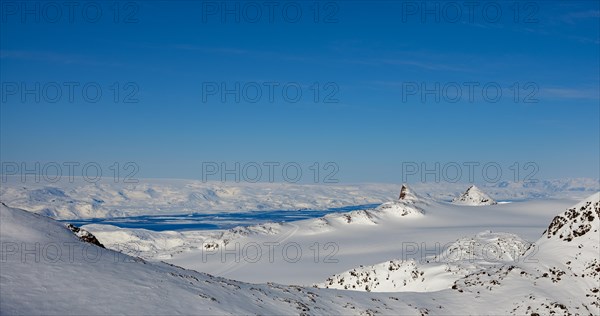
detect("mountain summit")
(398, 184), (418, 201)
(452, 185), (497, 206)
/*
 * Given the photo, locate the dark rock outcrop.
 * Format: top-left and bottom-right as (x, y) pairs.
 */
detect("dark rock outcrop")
(66, 224), (105, 248)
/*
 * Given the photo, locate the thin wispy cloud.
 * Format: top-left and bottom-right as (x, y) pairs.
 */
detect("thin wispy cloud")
(377, 58), (470, 72)
(561, 10), (600, 24)
(0, 50), (124, 67)
(171, 43), (475, 70)
(543, 87), (600, 100)
(173, 45), (251, 55)
(171, 45), (312, 62)
(337, 55), (473, 73)
(568, 35), (600, 45)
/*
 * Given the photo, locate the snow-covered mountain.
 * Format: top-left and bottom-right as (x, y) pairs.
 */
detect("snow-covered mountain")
(1, 193), (598, 314)
(451, 185), (497, 205)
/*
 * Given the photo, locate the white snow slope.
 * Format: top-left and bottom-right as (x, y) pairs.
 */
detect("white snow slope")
(1, 194), (598, 315)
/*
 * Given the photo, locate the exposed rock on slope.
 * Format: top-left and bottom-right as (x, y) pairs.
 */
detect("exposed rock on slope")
(66, 223), (105, 248)
(544, 196), (599, 241)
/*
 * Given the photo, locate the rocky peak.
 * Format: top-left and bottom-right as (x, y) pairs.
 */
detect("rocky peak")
(398, 184), (419, 202)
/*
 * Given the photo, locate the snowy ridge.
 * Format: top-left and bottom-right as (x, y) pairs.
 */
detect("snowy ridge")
(372, 201), (425, 218)
(451, 185), (497, 205)
(83, 221), (287, 260)
(315, 231), (531, 292)
(319, 186), (427, 227)
(368, 184), (427, 218)
(433, 231), (531, 262)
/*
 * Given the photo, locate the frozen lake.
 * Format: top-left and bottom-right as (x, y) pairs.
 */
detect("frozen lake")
(61, 204), (379, 231)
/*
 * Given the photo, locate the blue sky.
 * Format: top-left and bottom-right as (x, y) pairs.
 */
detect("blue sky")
(1, 0), (599, 183)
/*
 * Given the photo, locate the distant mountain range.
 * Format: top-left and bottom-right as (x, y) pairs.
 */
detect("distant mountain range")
(0, 177), (597, 219)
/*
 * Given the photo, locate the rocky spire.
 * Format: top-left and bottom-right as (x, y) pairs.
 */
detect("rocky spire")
(398, 184), (420, 202)
(399, 184), (409, 200)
